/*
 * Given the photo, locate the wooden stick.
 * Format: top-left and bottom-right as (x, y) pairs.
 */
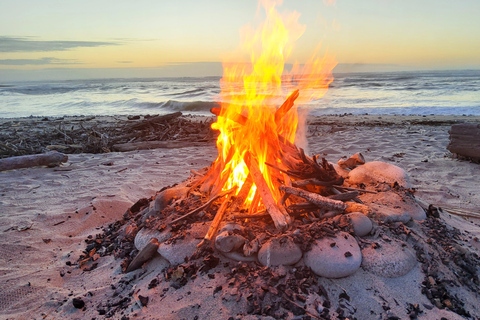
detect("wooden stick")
(232, 210), (269, 220)
(292, 178), (344, 187)
(328, 191), (359, 201)
(274, 89), (299, 125)
(0, 151), (68, 171)
(169, 188), (235, 224)
(246, 152), (291, 231)
(335, 186), (378, 194)
(198, 195), (231, 247)
(210, 107), (248, 126)
(279, 186), (348, 211)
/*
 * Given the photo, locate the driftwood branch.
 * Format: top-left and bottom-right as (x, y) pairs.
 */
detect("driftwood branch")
(274, 89), (299, 125)
(0, 151), (68, 171)
(246, 152), (291, 231)
(200, 195), (231, 244)
(279, 185), (347, 211)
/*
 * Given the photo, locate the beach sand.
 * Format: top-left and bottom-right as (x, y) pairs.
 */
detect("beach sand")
(1, 114), (479, 319)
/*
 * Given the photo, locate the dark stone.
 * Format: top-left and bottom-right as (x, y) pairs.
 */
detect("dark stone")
(72, 298), (85, 309)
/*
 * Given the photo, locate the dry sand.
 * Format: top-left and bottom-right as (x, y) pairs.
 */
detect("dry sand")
(0, 114), (479, 319)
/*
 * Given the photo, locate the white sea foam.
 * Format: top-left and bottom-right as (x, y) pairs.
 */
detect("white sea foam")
(0, 70), (479, 118)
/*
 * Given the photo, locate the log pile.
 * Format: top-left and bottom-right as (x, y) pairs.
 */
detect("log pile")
(0, 112), (217, 158)
(447, 123), (480, 162)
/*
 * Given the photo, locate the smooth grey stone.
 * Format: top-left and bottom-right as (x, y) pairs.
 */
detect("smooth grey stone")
(258, 237), (302, 267)
(362, 239), (417, 278)
(215, 231), (246, 253)
(347, 212), (373, 237)
(156, 222), (209, 265)
(304, 232), (362, 278)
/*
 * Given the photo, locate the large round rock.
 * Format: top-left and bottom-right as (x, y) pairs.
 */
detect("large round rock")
(304, 232), (362, 278)
(362, 239), (417, 278)
(348, 161), (411, 188)
(258, 237), (302, 267)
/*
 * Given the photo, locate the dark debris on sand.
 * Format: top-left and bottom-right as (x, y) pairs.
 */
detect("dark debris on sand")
(0, 112), (216, 158)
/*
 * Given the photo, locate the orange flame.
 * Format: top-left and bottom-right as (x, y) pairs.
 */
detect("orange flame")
(211, 0), (336, 208)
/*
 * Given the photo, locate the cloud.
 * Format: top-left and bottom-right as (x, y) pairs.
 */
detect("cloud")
(0, 36), (119, 52)
(116, 61), (133, 64)
(0, 57), (81, 65)
(323, 0), (336, 6)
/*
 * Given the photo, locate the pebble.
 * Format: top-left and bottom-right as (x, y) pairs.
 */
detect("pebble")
(361, 239), (417, 278)
(72, 298), (85, 309)
(215, 231), (246, 253)
(304, 232), (362, 278)
(346, 212), (373, 237)
(348, 161), (411, 188)
(258, 237), (302, 267)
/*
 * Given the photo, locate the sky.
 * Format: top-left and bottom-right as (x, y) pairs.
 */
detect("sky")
(1, 0), (480, 81)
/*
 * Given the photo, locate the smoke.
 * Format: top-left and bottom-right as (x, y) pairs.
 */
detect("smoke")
(323, 0), (336, 6)
(294, 107), (310, 155)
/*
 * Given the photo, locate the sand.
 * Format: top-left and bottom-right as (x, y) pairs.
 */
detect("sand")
(1, 114), (479, 319)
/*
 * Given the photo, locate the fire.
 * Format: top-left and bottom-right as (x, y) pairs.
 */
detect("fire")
(210, 0), (336, 211)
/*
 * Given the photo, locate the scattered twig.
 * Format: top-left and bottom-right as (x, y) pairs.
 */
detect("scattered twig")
(170, 188), (236, 224)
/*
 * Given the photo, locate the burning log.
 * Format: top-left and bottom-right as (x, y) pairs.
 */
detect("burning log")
(274, 89), (299, 125)
(210, 107), (248, 126)
(279, 185), (348, 212)
(246, 152), (292, 231)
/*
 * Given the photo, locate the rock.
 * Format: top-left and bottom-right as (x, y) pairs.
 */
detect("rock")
(219, 222), (245, 233)
(258, 237), (302, 267)
(72, 298), (85, 309)
(362, 239), (417, 278)
(134, 227), (171, 251)
(348, 161), (411, 188)
(215, 231), (246, 253)
(304, 232), (362, 278)
(157, 222), (210, 265)
(346, 212), (373, 237)
(157, 239), (199, 265)
(359, 191), (426, 223)
(153, 186), (190, 213)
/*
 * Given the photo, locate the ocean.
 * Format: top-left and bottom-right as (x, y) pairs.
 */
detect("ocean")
(0, 70), (479, 118)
